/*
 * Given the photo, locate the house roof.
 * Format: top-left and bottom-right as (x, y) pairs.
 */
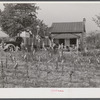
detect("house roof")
(52, 34), (80, 39)
(50, 22), (84, 33)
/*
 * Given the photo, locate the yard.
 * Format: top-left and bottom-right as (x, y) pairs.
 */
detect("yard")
(0, 48), (100, 88)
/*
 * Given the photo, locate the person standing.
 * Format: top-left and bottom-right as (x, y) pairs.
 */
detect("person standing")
(15, 33), (24, 50)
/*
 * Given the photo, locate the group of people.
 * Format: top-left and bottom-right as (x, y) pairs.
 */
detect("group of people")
(52, 42), (78, 52)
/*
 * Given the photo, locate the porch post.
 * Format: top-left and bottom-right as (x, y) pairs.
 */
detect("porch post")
(64, 39), (66, 47)
(76, 38), (79, 51)
(51, 38), (54, 49)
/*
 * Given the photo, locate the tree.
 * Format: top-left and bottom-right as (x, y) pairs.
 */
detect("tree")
(86, 31), (100, 49)
(93, 14), (100, 28)
(92, 15), (100, 49)
(37, 19), (48, 37)
(0, 3), (39, 37)
(31, 19), (49, 49)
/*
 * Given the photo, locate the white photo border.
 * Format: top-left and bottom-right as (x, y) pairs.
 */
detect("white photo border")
(0, 1), (100, 98)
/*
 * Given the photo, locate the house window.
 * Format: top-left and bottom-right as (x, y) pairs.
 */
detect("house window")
(70, 38), (76, 46)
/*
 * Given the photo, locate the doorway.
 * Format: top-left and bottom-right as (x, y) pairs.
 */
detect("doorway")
(59, 39), (65, 45)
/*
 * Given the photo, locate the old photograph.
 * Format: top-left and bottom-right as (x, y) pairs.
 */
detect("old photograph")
(0, 2), (99, 88)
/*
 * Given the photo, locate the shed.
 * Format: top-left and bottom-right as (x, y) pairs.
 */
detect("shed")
(0, 31), (9, 37)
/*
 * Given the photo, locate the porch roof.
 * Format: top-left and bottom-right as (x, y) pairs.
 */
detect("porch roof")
(52, 33), (80, 39)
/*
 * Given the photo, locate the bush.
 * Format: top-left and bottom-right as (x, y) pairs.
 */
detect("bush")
(96, 41), (100, 49)
(82, 49), (100, 57)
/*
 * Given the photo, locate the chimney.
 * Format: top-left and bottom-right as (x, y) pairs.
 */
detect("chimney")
(82, 18), (86, 52)
(83, 18), (86, 23)
(83, 18), (86, 32)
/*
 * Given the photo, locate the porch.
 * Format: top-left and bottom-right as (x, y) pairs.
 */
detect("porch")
(52, 33), (80, 50)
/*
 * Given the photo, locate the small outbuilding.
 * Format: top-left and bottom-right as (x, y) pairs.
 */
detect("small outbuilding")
(0, 28), (9, 43)
(0, 29), (9, 38)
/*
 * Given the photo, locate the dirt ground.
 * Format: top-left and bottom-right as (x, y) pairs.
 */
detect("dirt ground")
(0, 48), (100, 88)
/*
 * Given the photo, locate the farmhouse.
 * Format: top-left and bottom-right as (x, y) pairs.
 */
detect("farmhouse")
(50, 18), (86, 50)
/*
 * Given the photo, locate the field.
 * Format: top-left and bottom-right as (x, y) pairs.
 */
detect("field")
(0, 48), (100, 88)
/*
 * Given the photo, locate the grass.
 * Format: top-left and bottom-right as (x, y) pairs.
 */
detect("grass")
(0, 48), (100, 88)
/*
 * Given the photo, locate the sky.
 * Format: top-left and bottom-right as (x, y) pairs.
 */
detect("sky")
(0, 2), (100, 33)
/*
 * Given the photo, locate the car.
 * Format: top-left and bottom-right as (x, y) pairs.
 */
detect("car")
(3, 41), (21, 52)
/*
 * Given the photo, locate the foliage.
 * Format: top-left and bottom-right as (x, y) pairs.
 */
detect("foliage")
(86, 32), (100, 49)
(37, 19), (48, 38)
(92, 14), (100, 49)
(1, 49), (100, 87)
(0, 3), (39, 37)
(93, 14), (100, 28)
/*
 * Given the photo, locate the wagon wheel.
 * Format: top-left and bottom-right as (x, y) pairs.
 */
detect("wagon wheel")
(8, 45), (15, 52)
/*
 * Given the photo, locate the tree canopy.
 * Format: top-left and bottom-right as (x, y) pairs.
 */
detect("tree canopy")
(0, 3), (41, 37)
(93, 14), (100, 28)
